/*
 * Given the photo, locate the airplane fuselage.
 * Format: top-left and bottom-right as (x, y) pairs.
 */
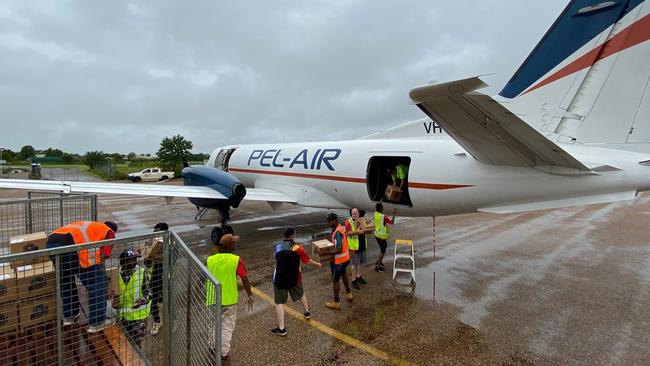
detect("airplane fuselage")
(208, 138), (650, 217)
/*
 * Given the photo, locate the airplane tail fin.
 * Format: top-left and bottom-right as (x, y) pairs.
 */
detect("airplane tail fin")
(499, 0), (650, 151)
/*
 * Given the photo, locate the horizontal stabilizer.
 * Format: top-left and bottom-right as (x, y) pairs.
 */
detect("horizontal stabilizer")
(478, 191), (636, 214)
(410, 77), (591, 172)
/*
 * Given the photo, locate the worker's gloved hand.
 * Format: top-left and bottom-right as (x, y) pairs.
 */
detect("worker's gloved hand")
(133, 298), (147, 308)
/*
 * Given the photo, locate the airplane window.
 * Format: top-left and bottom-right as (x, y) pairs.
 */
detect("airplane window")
(366, 156), (412, 207)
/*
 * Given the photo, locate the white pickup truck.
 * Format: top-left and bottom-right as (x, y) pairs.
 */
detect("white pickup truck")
(126, 167), (174, 182)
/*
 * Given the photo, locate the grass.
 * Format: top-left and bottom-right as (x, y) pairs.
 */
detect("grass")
(8, 161), (205, 181)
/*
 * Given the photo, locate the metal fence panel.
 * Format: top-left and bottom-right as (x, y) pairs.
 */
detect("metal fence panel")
(0, 193), (97, 246)
(167, 231), (221, 366)
(0, 230), (220, 366)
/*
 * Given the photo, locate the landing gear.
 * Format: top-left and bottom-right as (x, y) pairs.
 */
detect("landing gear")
(194, 207), (209, 221)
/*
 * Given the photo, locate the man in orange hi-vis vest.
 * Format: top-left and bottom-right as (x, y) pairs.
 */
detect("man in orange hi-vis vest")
(324, 213), (353, 310)
(48, 221), (118, 333)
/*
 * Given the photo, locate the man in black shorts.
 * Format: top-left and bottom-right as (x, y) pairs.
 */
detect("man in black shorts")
(324, 213), (353, 310)
(272, 228), (322, 336)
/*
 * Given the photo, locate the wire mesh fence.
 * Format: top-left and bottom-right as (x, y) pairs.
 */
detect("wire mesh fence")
(0, 193), (97, 247)
(166, 231), (221, 366)
(0, 229), (221, 366)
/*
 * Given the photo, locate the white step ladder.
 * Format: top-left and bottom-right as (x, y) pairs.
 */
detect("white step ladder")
(392, 239), (415, 287)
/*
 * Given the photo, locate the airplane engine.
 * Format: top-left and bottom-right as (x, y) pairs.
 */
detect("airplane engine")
(181, 165), (247, 209)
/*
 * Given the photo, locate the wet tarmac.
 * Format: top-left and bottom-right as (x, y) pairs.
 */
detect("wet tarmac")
(2, 169), (650, 365)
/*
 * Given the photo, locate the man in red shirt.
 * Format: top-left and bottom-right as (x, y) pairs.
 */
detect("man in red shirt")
(272, 228), (322, 336)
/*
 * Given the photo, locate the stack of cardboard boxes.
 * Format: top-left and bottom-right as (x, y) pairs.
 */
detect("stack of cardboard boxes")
(0, 232), (57, 336)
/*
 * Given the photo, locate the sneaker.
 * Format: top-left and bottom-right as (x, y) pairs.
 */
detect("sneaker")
(105, 317), (116, 327)
(151, 322), (162, 335)
(271, 327), (287, 337)
(346, 292), (354, 302)
(63, 313), (80, 326)
(357, 277), (367, 285)
(376, 266), (386, 272)
(352, 280), (361, 290)
(303, 311), (311, 320)
(87, 324), (105, 333)
(325, 301), (341, 310)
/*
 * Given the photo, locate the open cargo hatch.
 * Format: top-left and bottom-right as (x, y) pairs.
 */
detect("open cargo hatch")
(366, 156), (413, 206)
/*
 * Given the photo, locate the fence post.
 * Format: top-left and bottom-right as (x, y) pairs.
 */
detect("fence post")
(185, 266), (192, 366)
(162, 232), (172, 366)
(26, 200), (33, 234)
(54, 254), (64, 365)
(215, 279), (222, 366)
(91, 195), (98, 221)
(59, 197), (64, 227)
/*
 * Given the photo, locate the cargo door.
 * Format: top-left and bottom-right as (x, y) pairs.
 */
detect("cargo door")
(366, 156), (412, 206)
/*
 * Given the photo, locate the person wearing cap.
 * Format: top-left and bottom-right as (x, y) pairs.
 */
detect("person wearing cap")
(144, 222), (167, 336)
(324, 213), (353, 310)
(115, 249), (151, 346)
(206, 233), (254, 366)
(113, 249), (151, 346)
(47, 220), (118, 333)
(271, 227), (322, 336)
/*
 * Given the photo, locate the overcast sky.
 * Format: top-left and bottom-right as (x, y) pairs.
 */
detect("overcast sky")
(0, 0), (568, 155)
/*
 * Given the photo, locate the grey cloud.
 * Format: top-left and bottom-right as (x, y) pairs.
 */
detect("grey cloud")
(0, 0), (567, 154)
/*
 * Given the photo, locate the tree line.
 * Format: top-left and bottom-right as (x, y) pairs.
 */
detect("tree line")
(3, 135), (208, 177)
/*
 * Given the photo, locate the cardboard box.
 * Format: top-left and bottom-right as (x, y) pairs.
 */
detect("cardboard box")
(18, 295), (57, 330)
(15, 262), (55, 300)
(105, 267), (120, 297)
(141, 237), (164, 260)
(0, 264), (17, 305)
(0, 303), (18, 334)
(312, 239), (335, 264)
(357, 218), (375, 235)
(9, 232), (48, 267)
(385, 184), (402, 202)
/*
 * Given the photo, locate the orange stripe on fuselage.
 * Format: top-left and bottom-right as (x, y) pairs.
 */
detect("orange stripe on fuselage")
(228, 167), (473, 190)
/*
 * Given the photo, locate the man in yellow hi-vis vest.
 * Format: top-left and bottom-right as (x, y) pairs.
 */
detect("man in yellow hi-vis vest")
(115, 249), (151, 346)
(374, 203), (396, 272)
(206, 234), (254, 366)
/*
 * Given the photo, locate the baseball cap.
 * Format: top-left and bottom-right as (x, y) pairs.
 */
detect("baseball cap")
(119, 249), (139, 262)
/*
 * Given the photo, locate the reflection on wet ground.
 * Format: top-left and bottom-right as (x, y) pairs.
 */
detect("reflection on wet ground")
(2, 173), (650, 365)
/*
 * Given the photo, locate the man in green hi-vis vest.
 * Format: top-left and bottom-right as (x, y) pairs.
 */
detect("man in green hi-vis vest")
(206, 234), (254, 366)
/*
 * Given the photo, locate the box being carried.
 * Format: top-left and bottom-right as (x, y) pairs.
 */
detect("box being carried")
(357, 217), (375, 235)
(385, 184), (402, 202)
(9, 232), (48, 268)
(311, 239), (334, 264)
(15, 261), (55, 300)
(140, 237), (164, 261)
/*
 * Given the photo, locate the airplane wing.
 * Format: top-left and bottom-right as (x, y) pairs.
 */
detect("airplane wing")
(0, 179), (296, 203)
(409, 77), (591, 172)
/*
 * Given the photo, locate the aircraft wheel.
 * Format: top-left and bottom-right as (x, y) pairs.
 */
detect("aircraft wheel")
(211, 227), (224, 245)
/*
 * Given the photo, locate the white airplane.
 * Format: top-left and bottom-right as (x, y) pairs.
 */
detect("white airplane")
(2, 0), (650, 222)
